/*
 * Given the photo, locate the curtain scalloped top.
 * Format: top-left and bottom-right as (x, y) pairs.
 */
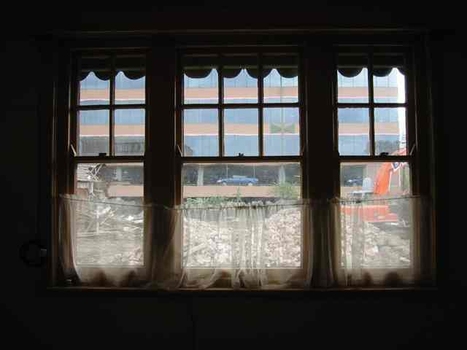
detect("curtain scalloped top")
(184, 67), (298, 79)
(338, 67), (405, 78)
(79, 70), (145, 81)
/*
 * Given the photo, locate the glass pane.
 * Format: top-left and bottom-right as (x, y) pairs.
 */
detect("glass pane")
(75, 163), (144, 266)
(115, 55), (145, 105)
(184, 69), (218, 104)
(224, 109), (258, 156)
(78, 110), (109, 156)
(373, 54), (406, 104)
(338, 108), (370, 156)
(182, 162), (301, 203)
(182, 162), (302, 268)
(340, 162), (411, 199)
(183, 109), (218, 156)
(337, 55), (369, 103)
(79, 56), (110, 106)
(115, 109), (145, 156)
(224, 56), (258, 104)
(375, 108), (406, 155)
(115, 71), (145, 105)
(263, 55), (298, 103)
(264, 108), (300, 155)
(337, 68), (369, 103)
(79, 71), (110, 106)
(373, 67), (405, 103)
(339, 196), (415, 269)
(182, 162), (301, 268)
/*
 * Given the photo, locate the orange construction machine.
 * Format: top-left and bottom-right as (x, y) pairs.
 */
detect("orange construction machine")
(343, 148), (409, 223)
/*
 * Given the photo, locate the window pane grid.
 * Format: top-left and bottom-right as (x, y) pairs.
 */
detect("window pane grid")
(182, 161), (302, 204)
(336, 50), (411, 198)
(336, 52), (408, 158)
(180, 53), (301, 159)
(59, 42), (432, 288)
(73, 162), (144, 266)
(258, 54), (264, 156)
(75, 53), (146, 157)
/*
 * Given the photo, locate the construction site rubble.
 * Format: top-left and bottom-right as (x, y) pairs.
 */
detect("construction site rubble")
(75, 204), (411, 269)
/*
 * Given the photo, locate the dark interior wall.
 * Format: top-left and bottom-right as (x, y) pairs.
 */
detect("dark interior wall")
(1, 4), (464, 349)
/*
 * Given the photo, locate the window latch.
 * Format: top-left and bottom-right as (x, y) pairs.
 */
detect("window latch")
(70, 144), (77, 157)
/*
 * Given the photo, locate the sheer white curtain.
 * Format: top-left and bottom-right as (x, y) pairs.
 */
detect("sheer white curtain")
(58, 196), (313, 289)
(331, 195), (433, 287)
(177, 201), (312, 289)
(58, 195), (432, 289)
(59, 195), (149, 286)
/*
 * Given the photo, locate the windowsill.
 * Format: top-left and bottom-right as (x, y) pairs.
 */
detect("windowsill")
(44, 285), (439, 298)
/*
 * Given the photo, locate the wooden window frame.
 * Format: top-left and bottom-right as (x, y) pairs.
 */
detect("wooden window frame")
(58, 48), (150, 282)
(175, 47), (308, 285)
(331, 44), (433, 281)
(49, 33), (435, 289)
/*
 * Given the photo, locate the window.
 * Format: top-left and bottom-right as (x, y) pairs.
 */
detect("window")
(54, 36), (435, 289)
(336, 49), (409, 192)
(68, 52), (147, 268)
(178, 51), (306, 281)
(335, 48), (422, 279)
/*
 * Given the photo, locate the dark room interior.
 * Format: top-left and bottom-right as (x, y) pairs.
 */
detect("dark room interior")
(2, 2), (464, 349)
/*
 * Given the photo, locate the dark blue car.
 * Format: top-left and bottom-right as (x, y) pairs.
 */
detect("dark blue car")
(216, 176), (259, 186)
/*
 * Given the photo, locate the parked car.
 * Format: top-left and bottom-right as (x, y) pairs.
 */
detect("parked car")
(345, 177), (363, 186)
(216, 176), (259, 186)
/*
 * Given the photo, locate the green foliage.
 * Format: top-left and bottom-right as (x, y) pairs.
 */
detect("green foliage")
(235, 188), (242, 202)
(271, 182), (299, 199)
(185, 196), (230, 206)
(185, 196), (247, 206)
(270, 123), (295, 133)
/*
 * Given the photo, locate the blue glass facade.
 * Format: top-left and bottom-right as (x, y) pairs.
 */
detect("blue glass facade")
(80, 109), (145, 124)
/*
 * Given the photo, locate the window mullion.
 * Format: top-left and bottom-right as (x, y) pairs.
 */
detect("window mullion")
(110, 54), (116, 156)
(304, 42), (336, 286)
(70, 54), (79, 161)
(69, 54), (79, 193)
(368, 49), (376, 156)
(407, 44), (424, 196)
(411, 37), (435, 283)
(147, 42), (176, 207)
(146, 41), (178, 277)
(218, 56), (224, 157)
(175, 49), (184, 204)
(258, 53), (264, 156)
(55, 45), (73, 285)
(304, 43), (336, 200)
